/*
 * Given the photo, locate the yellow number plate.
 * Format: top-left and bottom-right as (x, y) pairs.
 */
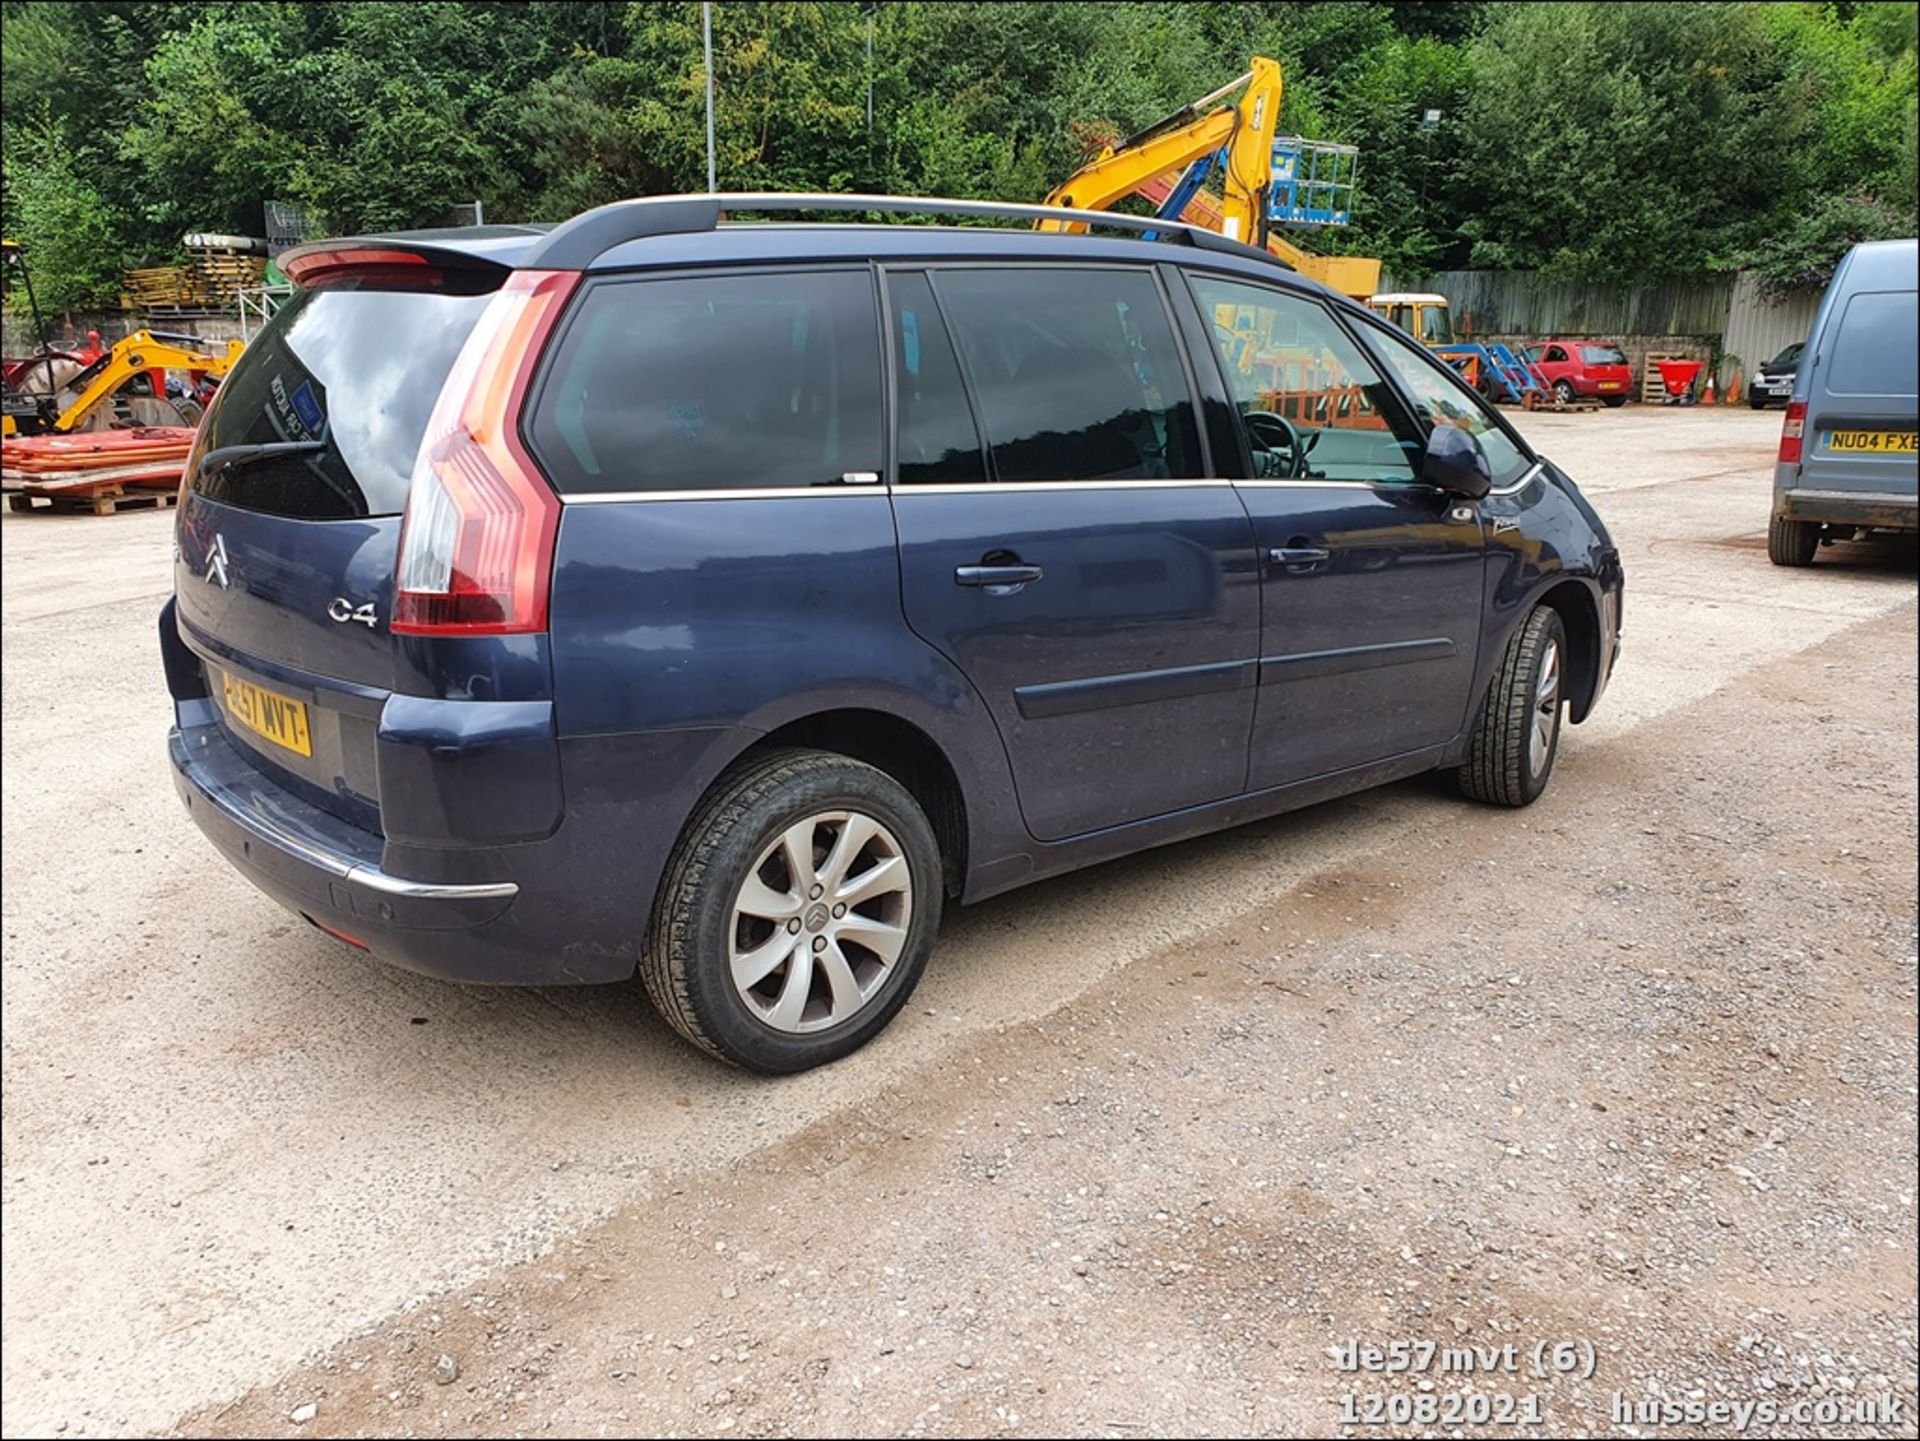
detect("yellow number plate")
(1826, 430), (1917, 454)
(221, 672), (313, 757)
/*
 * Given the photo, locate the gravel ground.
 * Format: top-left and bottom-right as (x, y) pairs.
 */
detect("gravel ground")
(3, 406), (1916, 1438)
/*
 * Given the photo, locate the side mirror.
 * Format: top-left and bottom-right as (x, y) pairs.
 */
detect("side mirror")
(1423, 423), (1492, 499)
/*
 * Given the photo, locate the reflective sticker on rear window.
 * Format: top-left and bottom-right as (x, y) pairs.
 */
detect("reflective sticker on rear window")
(291, 379), (325, 435)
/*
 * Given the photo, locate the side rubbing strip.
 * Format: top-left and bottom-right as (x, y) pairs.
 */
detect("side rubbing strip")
(1014, 659), (1255, 720)
(1258, 637), (1456, 684)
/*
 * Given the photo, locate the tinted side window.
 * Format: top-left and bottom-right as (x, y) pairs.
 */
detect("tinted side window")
(886, 272), (986, 485)
(1364, 321), (1534, 488)
(1825, 291), (1918, 398)
(192, 288), (488, 519)
(530, 270), (882, 493)
(931, 268), (1199, 482)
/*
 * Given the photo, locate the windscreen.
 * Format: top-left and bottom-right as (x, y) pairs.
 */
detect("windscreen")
(190, 287), (489, 519)
(1581, 345), (1628, 366)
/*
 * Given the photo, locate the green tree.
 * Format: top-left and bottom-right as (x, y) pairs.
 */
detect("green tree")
(3, 0), (1916, 300)
(1, 113), (129, 314)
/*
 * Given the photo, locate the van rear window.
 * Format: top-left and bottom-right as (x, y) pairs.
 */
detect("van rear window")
(1826, 291), (1918, 398)
(190, 289), (488, 519)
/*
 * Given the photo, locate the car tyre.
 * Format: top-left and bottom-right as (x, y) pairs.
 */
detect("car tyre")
(1748, 395), (1768, 410)
(1768, 513), (1819, 567)
(1553, 379), (1577, 406)
(642, 748), (943, 1073)
(1458, 606), (1566, 808)
(1602, 395), (1628, 408)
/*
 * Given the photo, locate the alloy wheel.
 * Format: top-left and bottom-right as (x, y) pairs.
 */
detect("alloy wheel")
(727, 810), (913, 1033)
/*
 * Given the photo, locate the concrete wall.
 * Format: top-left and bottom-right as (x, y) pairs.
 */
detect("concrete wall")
(3, 310), (246, 356)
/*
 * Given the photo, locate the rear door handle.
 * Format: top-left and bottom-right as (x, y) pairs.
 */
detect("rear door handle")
(955, 563), (1044, 588)
(1269, 546), (1330, 566)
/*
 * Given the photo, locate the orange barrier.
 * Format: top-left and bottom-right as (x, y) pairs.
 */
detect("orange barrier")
(1255, 383), (1393, 431)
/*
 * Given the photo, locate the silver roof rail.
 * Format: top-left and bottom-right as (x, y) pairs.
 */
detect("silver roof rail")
(525, 191), (1283, 270)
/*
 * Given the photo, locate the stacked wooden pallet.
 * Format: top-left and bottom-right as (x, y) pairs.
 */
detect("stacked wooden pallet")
(119, 246), (269, 314)
(120, 265), (211, 312)
(1642, 353), (1690, 404)
(189, 245), (269, 301)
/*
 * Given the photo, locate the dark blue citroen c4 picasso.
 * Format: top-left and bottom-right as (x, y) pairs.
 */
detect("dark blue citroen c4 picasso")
(163, 194), (1623, 1072)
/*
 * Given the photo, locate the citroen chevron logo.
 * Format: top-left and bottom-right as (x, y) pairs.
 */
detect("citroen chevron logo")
(206, 534), (231, 590)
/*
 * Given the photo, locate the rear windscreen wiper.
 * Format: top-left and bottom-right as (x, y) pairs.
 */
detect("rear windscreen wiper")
(197, 439), (327, 480)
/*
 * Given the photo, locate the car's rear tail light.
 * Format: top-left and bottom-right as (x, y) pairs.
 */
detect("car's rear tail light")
(1778, 401), (1806, 464)
(392, 270), (577, 636)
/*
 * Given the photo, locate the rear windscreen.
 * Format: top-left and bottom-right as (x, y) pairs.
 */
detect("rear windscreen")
(1825, 291), (1918, 398)
(1581, 345), (1627, 366)
(190, 288), (488, 519)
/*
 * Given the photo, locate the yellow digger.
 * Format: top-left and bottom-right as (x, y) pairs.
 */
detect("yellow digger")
(1037, 57), (1393, 304)
(2, 328), (242, 438)
(3, 240), (242, 438)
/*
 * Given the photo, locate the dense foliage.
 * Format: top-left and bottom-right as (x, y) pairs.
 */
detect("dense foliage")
(2, 1), (1915, 314)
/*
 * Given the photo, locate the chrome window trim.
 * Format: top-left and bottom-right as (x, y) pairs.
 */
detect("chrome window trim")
(564, 486), (891, 504)
(558, 464), (1545, 503)
(1490, 461), (1546, 497)
(1234, 479), (1397, 492)
(562, 479), (1229, 502)
(895, 478), (1225, 496)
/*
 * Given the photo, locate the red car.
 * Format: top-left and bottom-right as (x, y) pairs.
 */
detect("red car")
(1522, 339), (1633, 407)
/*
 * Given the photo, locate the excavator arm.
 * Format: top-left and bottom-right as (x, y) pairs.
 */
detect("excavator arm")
(1037, 56), (1383, 300)
(50, 331), (243, 433)
(1041, 57), (1284, 248)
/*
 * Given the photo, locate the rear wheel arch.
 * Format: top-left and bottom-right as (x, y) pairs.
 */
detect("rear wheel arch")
(733, 709), (969, 898)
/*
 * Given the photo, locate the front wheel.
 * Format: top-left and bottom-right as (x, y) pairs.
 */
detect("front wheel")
(642, 749), (943, 1072)
(1458, 607), (1566, 807)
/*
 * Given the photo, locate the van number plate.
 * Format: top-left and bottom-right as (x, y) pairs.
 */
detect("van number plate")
(220, 671), (313, 758)
(1825, 430), (1917, 454)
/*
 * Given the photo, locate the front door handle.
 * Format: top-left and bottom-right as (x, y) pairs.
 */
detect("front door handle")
(1269, 546), (1330, 567)
(955, 563), (1044, 589)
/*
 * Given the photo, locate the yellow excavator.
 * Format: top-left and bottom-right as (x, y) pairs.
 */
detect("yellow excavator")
(3, 240), (243, 438)
(1037, 56), (1390, 303)
(2, 328), (243, 438)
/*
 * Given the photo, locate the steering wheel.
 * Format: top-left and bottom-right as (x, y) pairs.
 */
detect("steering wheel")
(1243, 410), (1317, 479)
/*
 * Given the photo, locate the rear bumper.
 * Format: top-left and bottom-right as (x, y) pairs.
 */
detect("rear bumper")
(171, 722), (580, 982)
(171, 723), (518, 931)
(1774, 489), (1919, 531)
